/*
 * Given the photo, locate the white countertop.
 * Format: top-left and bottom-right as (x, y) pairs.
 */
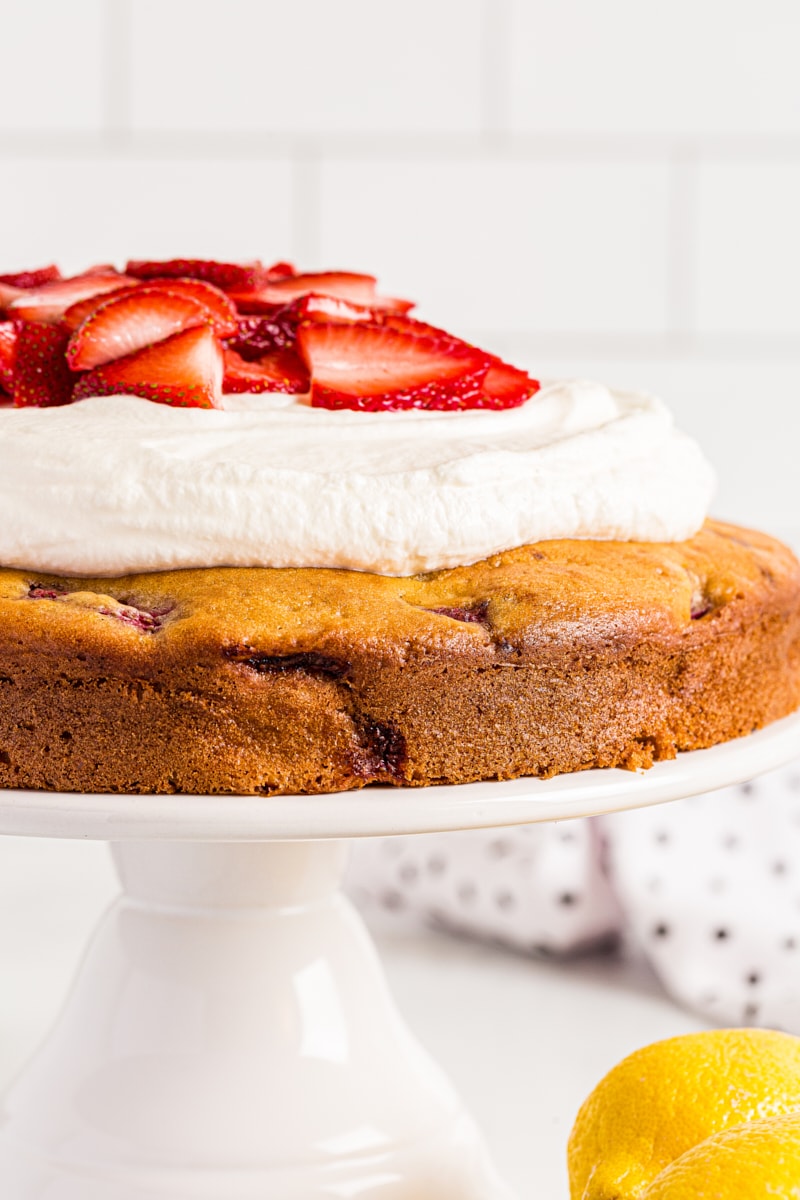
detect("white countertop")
(0, 836), (709, 1198)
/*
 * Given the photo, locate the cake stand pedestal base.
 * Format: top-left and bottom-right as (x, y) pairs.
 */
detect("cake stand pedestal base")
(0, 839), (512, 1199)
(4, 713), (800, 1199)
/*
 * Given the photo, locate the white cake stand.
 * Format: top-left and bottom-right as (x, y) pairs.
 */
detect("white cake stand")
(1, 712), (799, 1200)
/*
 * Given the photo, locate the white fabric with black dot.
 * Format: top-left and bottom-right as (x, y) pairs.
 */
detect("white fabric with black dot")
(347, 761), (800, 1031)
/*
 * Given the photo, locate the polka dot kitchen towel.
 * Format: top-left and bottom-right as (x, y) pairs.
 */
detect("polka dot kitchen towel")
(347, 759), (800, 1031)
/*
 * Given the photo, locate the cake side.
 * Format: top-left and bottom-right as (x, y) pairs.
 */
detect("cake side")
(1, 520), (799, 795)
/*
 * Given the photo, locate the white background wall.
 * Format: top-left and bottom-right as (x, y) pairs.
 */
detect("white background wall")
(0, 0), (798, 534)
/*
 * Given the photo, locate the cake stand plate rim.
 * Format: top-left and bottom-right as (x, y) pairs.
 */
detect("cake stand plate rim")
(0, 710), (798, 841)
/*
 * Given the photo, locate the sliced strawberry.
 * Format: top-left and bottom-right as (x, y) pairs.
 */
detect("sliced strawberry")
(0, 265), (61, 289)
(297, 321), (492, 412)
(12, 321), (75, 407)
(381, 312), (460, 341)
(478, 361), (540, 409)
(225, 308), (296, 359)
(381, 313), (540, 408)
(227, 292), (290, 316)
(0, 321), (18, 392)
(144, 278), (237, 336)
(230, 271), (414, 315)
(0, 281), (22, 314)
(383, 314), (539, 406)
(8, 272), (133, 323)
(226, 294), (385, 360)
(67, 288), (210, 370)
(295, 293), (379, 323)
(72, 325), (223, 409)
(125, 258), (268, 293)
(264, 261), (297, 280)
(63, 286), (138, 330)
(62, 277), (236, 338)
(223, 347), (309, 394)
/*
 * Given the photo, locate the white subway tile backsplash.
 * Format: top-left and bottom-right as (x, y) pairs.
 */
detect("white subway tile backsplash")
(499, 354), (800, 532)
(0, 1), (105, 132)
(508, 0), (800, 136)
(696, 163), (800, 335)
(647, 358), (800, 533)
(319, 159), (671, 334)
(129, 0), (484, 135)
(0, 158), (293, 275)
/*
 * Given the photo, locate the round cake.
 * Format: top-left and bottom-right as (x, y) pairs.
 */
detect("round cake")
(1, 257), (798, 795)
(0, 520), (798, 795)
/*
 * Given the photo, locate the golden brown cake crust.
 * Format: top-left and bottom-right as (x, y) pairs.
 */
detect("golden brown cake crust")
(1, 519), (799, 795)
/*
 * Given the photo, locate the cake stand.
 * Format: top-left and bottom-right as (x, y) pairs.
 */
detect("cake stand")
(1, 713), (799, 1200)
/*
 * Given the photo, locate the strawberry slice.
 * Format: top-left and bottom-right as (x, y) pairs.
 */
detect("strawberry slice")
(63, 286), (138, 330)
(223, 347), (309, 394)
(382, 312), (540, 408)
(0, 265), (61, 289)
(381, 312), (461, 341)
(0, 321), (18, 392)
(143, 278), (237, 337)
(72, 324), (224, 409)
(226, 293), (389, 361)
(297, 321), (493, 411)
(264, 261), (297, 280)
(125, 258), (268, 293)
(383, 313), (540, 407)
(0, 282), (23, 313)
(12, 321), (76, 407)
(67, 288), (210, 370)
(478, 361), (539, 409)
(225, 309), (296, 359)
(295, 293), (379, 323)
(230, 271), (414, 315)
(8, 271), (133, 323)
(63, 277), (237, 338)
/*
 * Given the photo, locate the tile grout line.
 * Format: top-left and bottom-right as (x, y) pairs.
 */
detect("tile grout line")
(4, 131), (800, 163)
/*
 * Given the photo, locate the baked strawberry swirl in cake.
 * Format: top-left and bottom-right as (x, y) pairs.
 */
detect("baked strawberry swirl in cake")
(0, 258), (798, 795)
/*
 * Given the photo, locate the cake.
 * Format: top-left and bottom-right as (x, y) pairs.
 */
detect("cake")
(0, 258), (798, 795)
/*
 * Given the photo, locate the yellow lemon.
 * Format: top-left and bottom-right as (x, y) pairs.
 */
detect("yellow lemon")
(641, 1111), (800, 1198)
(568, 1029), (800, 1199)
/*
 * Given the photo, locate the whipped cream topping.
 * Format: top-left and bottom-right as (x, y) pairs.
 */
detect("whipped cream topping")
(0, 381), (714, 577)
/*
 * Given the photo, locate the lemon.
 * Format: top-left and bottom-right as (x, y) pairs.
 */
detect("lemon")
(642, 1112), (800, 1198)
(568, 1029), (800, 1199)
